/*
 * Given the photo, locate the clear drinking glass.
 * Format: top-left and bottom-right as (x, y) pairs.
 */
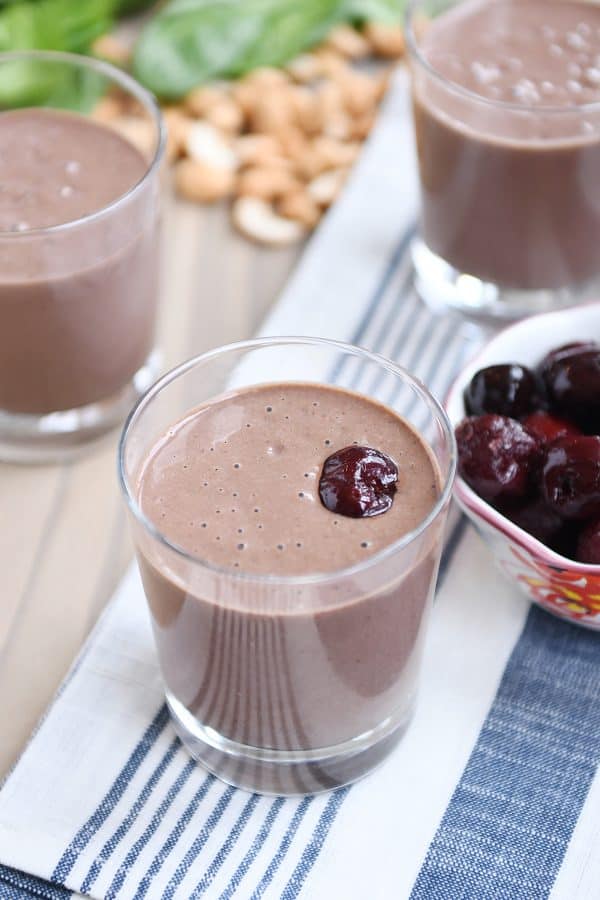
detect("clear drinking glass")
(0, 51), (165, 462)
(406, 0), (600, 321)
(119, 337), (456, 795)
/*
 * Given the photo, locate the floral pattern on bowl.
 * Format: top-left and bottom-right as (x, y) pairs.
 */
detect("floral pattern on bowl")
(505, 547), (600, 626)
(445, 303), (600, 631)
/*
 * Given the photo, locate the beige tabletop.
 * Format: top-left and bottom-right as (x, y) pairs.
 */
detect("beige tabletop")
(0, 189), (301, 777)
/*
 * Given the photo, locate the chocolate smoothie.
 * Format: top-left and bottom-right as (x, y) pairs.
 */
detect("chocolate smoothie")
(135, 382), (443, 791)
(412, 0), (600, 289)
(0, 108), (158, 414)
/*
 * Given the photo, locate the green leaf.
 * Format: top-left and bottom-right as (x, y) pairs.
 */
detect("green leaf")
(0, 0), (115, 53)
(133, 1), (266, 98)
(133, 0), (344, 99)
(341, 0), (404, 24)
(230, 0), (342, 76)
(115, 0), (158, 15)
(0, 0), (115, 108)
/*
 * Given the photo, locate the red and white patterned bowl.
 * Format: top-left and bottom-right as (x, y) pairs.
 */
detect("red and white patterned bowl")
(445, 303), (600, 631)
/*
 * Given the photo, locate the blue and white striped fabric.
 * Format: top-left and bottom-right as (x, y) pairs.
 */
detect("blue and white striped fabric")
(1, 72), (599, 900)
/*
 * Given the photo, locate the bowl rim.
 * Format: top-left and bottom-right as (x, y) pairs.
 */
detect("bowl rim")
(445, 302), (600, 577)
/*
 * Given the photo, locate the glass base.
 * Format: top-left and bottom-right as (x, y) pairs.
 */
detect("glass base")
(0, 351), (160, 464)
(411, 237), (599, 322)
(167, 692), (414, 797)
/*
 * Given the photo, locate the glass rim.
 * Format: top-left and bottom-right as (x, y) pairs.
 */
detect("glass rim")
(118, 335), (457, 587)
(0, 49), (166, 238)
(405, 0), (600, 117)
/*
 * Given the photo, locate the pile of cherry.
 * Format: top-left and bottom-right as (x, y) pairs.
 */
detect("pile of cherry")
(455, 341), (600, 564)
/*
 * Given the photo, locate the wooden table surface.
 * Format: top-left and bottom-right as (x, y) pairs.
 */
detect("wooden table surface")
(0, 189), (302, 777)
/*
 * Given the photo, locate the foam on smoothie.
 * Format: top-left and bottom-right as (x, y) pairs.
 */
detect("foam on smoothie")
(138, 382), (440, 576)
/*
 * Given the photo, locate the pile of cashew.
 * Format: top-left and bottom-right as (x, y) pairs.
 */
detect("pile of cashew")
(93, 22), (406, 247)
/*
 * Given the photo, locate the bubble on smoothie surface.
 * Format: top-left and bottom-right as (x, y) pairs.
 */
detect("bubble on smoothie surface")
(137, 384), (439, 574)
(423, 1), (600, 107)
(471, 61), (501, 84)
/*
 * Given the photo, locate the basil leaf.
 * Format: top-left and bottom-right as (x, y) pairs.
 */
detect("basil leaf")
(341, 0), (404, 25)
(230, 0), (343, 76)
(116, 0), (157, 14)
(133, 1), (265, 98)
(0, 0), (114, 53)
(0, 0), (115, 108)
(133, 0), (344, 99)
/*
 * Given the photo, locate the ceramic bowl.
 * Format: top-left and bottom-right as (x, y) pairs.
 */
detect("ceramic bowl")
(446, 303), (600, 630)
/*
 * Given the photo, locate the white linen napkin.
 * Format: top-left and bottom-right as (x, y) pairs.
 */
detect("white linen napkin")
(1, 71), (599, 900)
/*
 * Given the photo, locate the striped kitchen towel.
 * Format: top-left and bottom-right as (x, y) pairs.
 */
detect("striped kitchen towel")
(1, 72), (599, 900)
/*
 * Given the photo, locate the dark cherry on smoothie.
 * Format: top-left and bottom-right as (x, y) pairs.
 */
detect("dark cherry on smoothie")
(0, 108), (158, 414)
(135, 383), (442, 761)
(413, 0), (600, 289)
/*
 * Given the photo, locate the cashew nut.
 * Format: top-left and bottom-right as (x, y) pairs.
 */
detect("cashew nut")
(230, 81), (260, 118)
(174, 159), (235, 203)
(277, 190), (322, 229)
(249, 89), (296, 134)
(236, 133), (283, 165)
(316, 80), (345, 121)
(286, 53), (323, 84)
(337, 71), (379, 117)
(294, 145), (330, 180)
(350, 111), (376, 141)
(244, 67), (291, 89)
(308, 168), (350, 207)
(276, 126), (310, 160)
(312, 136), (361, 168)
(92, 34), (131, 66)
(204, 97), (245, 134)
(185, 85), (227, 118)
(314, 48), (352, 80)
(324, 113), (352, 141)
(325, 25), (370, 59)
(237, 166), (301, 201)
(163, 107), (193, 160)
(364, 23), (406, 59)
(289, 86), (324, 135)
(232, 197), (307, 246)
(185, 121), (239, 171)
